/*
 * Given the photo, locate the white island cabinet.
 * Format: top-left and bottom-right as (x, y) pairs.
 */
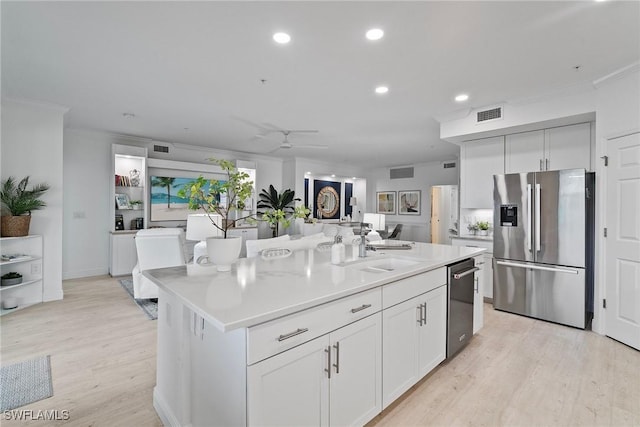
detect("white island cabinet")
(147, 242), (484, 427)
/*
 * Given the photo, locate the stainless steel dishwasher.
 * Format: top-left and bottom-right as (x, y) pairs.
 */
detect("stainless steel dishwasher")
(447, 258), (478, 359)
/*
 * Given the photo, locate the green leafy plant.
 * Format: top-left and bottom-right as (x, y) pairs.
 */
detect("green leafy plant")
(177, 158), (255, 238)
(477, 221), (490, 231)
(0, 176), (50, 216)
(257, 185), (300, 237)
(1, 272), (22, 279)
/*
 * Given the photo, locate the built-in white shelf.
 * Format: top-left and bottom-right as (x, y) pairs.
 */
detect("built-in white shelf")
(0, 278), (42, 291)
(0, 255), (42, 266)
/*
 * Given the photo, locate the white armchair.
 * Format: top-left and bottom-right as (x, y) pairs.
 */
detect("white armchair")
(132, 228), (187, 299)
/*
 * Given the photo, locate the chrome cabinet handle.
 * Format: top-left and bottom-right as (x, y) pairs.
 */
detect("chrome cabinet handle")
(422, 303), (427, 326)
(453, 267), (480, 280)
(527, 183), (532, 252)
(474, 277), (479, 293)
(545, 158), (549, 170)
(333, 342), (340, 374)
(277, 328), (309, 342)
(539, 159), (543, 171)
(535, 183), (541, 252)
(351, 304), (372, 313)
(325, 346), (331, 378)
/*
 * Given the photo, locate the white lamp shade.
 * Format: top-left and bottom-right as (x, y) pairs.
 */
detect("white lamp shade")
(186, 214), (222, 241)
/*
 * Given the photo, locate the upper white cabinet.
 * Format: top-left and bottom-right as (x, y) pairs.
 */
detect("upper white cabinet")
(460, 136), (505, 209)
(505, 130), (545, 173)
(505, 123), (592, 173)
(545, 122), (592, 171)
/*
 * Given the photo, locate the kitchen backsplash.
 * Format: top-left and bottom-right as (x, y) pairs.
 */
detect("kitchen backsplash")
(460, 208), (493, 237)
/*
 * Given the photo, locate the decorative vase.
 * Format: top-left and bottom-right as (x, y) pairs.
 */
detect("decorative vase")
(206, 236), (242, 272)
(478, 230), (488, 236)
(1, 276), (23, 287)
(1, 215), (31, 237)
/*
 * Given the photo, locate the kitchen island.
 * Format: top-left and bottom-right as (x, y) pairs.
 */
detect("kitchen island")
(145, 241), (485, 427)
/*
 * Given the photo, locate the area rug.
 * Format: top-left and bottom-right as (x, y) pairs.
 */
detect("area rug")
(0, 355), (53, 411)
(118, 278), (158, 320)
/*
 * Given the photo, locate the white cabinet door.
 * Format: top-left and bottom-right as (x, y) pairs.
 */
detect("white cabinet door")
(329, 313), (382, 427)
(545, 122), (591, 171)
(505, 130), (545, 173)
(461, 136), (504, 208)
(472, 256), (485, 334)
(382, 285), (446, 408)
(416, 285), (447, 377)
(247, 335), (330, 427)
(382, 296), (420, 408)
(484, 253), (493, 299)
(109, 233), (137, 276)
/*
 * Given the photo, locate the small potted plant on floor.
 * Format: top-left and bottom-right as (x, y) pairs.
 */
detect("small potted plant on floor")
(0, 176), (50, 237)
(1, 272), (23, 286)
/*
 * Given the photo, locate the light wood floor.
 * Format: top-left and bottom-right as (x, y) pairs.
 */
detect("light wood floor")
(1, 276), (639, 426)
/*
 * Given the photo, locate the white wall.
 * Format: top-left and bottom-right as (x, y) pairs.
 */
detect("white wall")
(365, 159), (459, 242)
(1, 99), (67, 300)
(62, 128), (284, 279)
(591, 63), (640, 334)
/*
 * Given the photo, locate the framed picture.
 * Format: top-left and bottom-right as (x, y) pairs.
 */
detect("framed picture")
(398, 190), (421, 215)
(115, 193), (131, 210)
(376, 191), (396, 214)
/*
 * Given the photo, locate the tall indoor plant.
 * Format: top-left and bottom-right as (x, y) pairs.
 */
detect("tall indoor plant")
(178, 158), (254, 270)
(0, 176), (50, 237)
(257, 185), (300, 237)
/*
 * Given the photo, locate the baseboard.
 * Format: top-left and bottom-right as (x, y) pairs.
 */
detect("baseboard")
(153, 387), (187, 427)
(62, 268), (108, 280)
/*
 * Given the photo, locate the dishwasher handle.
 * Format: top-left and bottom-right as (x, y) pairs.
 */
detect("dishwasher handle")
(453, 267), (480, 280)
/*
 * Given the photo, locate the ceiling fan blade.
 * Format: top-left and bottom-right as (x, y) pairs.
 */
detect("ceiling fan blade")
(293, 144), (328, 149)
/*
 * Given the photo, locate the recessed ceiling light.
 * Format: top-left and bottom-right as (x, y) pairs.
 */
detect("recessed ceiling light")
(455, 94), (469, 102)
(366, 28), (384, 41)
(273, 32), (291, 44)
(331, 174), (336, 177)
(375, 86), (389, 94)
(306, 171), (312, 175)
(352, 177), (357, 180)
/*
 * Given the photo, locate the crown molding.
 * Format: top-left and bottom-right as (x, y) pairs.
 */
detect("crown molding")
(593, 61), (640, 88)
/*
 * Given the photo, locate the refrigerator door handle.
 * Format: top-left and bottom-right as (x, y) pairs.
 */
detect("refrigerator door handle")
(496, 260), (579, 275)
(535, 183), (541, 252)
(527, 184), (532, 252)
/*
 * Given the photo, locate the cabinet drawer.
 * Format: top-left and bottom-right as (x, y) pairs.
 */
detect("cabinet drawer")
(247, 288), (382, 365)
(382, 267), (446, 309)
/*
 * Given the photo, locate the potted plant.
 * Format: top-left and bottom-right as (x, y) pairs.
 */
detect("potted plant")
(0, 176), (50, 237)
(178, 158), (255, 271)
(467, 222), (479, 236)
(257, 185), (300, 237)
(1, 272), (23, 287)
(477, 221), (490, 236)
(129, 200), (143, 210)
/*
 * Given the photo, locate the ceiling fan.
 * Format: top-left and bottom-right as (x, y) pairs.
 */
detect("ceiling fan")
(269, 130), (328, 152)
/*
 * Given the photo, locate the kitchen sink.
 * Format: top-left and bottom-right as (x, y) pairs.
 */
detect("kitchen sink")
(340, 255), (421, 273)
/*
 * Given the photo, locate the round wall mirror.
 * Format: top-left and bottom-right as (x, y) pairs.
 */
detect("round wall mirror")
(316, 186), (339, 218)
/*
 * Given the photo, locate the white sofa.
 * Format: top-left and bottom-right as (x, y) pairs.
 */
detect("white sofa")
(132, 228), (187, 299)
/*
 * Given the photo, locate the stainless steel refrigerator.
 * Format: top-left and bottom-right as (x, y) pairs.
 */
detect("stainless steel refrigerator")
(430, 185), (458, 244)
(493, 169), (595, 329)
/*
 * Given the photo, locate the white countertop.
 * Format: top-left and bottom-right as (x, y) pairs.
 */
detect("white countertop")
(451, 235), (494, 242)
(144, 241), (485, 332)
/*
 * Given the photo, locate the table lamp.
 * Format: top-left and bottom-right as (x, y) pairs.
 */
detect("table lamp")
(362, 213), (385, 241)
(186, 213), (222, 263)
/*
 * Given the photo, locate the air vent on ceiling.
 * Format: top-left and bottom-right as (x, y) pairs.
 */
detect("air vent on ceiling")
(154, 145), (169, 153)
(476, 107), (502, 123)
(443, 162), (456, 169)
(390, 167), (414, 179)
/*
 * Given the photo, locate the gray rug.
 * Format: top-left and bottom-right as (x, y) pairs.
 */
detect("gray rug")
(0, 355), (53, 411)
(118, 278), (158, 320)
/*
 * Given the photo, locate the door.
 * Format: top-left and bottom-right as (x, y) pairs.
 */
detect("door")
(417, 285), (447, 376)
(329, 314), (381, 427)
(430, 186), (441, 243)
(535, 169), (586, 267)
(247, 335), (330, 427)
(382, 296), (420, 408)
(505, 130), (545, 173)
(493, 172), (535, 262)
(605, 132), (640, 350)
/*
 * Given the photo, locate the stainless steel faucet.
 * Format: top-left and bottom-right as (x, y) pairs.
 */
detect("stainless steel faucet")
(359, 223), (367, 257)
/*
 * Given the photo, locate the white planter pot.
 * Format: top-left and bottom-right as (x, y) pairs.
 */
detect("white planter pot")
(302, 222), (323, 236)
(205, 236), (242, 272)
